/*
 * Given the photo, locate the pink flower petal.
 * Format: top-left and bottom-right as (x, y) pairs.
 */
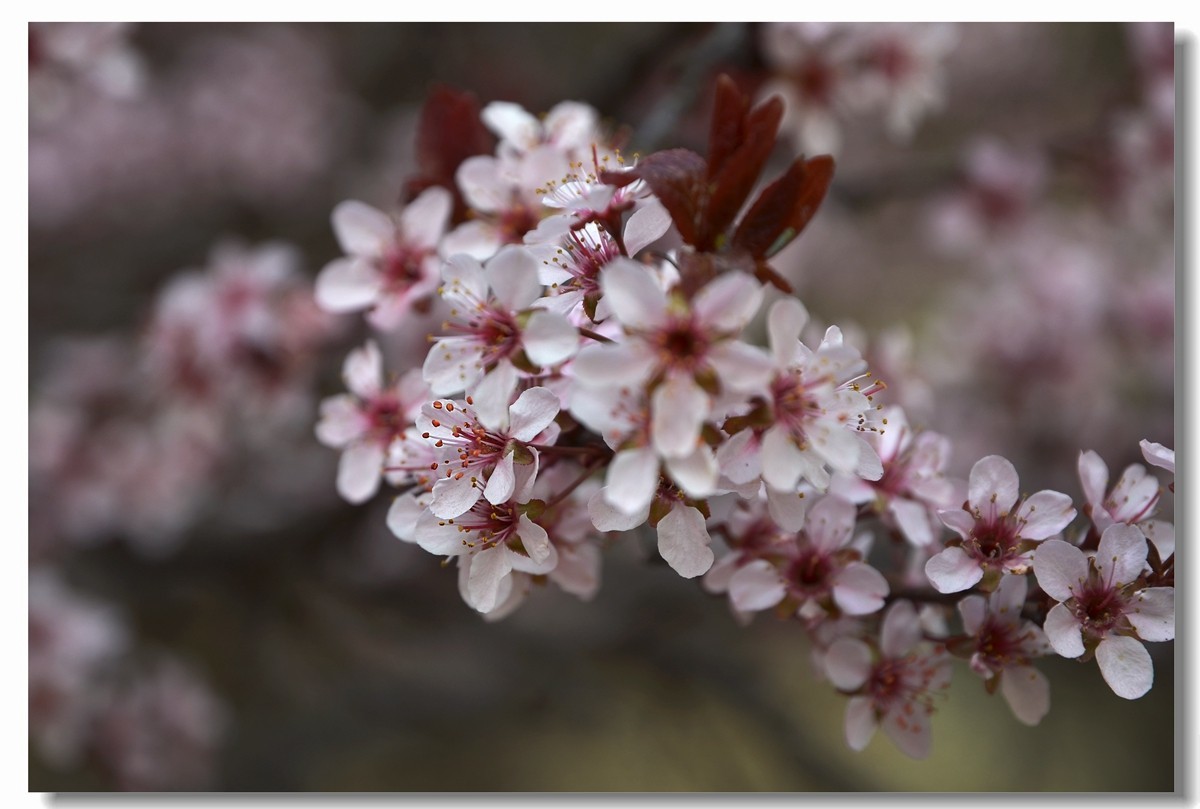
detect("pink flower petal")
(399, 186), (452, 249)
(844, 696), (878, 752)
(507, 386), (561, 442)
(1095, 523), (1148, 588)
(968, 455), (1020, 517)
(336, 442), (384, 504)
(486, 245), (542, 311)
(570, 343), (656, 388)
(924, 546), (983, 594)
(482, 452), (516, 506)
(880, 600), (922, 658)
(314, 257), (381, 312)
(1014, 490), (1076, 540)
(694, 272), (763, 332)
(1042, 602), (1084, 658)
(1032, 538), (1087, 602)
(342, 340), (383, 399)
(881, 705), (932, 760)
(623, 197), (673, 256)
(651, 373), (708, 460)
(728, 559), (787, 612)
(767, 297), (808, 367)
(431, 474), (482, 519)
(1126, 587), (1174, 642)
(523, 310), (579, 368)
(588, 488), (649, 532)
(465, 546), (515, 613)
(656, 505), (714, 579)
(824, 638), (872, 690)
(1000, 665), (1050, 726)
(605, 447), (660, 517)
(599, 259), (668, 330)
(833, 562), (889, 615)
(1095, 635), (1153, 699)
(331, 200), (393, 257)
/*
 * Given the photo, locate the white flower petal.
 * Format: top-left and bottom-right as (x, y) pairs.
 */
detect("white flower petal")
(656, 505), (714, 578)
(1000, 666), (1051, 726)
(456, 155), (509, 213)
(957, 595), (986, 636)
(728, 559), (786, 612)
(968, 455), (1020, 517)
(483, 452), (516, 506)
(881, 704), (933, 760)
(665, 445), (719, 499)
(924, 547), (983, 594)
(605, 447), (661, 516)
(1126, 587), (1174, 642)
(315, 395), (366, 447)
(715, 429), (761, 485)
(523, 310), (579, 368)
(414, 509), (467, 556)
(470, 360), (520, 433)
(440, 253), (489, 306)
(623, 197), (672, 256)
(343, 340), (383, 399)
(1015, 490), (1077, 540)
(880, 600), (922, 658)
(513, 515), (555, 570)
(844, 696), (878, 752)
(399, 186), (452, 249)
(386, 492), (427, 543)
(481, 101), (539, 148)
(1033, 539), (1088, 602)
(938, 508), (975, 540)
(486, 245), (542, 311)
(760, 424), (805, 492)
(1077, 450), (1110, 514)
(833, 562), (889, 616)
(442, 220), (502, 261)
(694, 272), (763, 332)
(1096, 523), (1148, 588)
(766, 485), (809, 531)
(331, 200), (393, 257)
(651, 373), (708, 459)
(314, 257), (381, 312)
(1095, 635), (1153, 699)
(571, 343), (657, 388)
(707, 342), (775, 394)
(336, 442), (384, 504)
(824, 638), (873, 690)
(588, 487), (649, 532)
(1139, 440), (1174, 475)
(599, 258), (668, 330)
(805, 494), (856, 552)
(466, 547), (515, 614)
(1043, 602), (1085, 658)
(507, 386), (561, 442)
(889, 498), (936, 547)
(767, 297), (808, 367)
(431, 474), (482, 519)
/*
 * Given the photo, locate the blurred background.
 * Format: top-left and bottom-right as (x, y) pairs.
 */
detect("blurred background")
(29, 22), (1174, 791)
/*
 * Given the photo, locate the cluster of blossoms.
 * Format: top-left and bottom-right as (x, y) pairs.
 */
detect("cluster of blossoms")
(314, 76), (1175, 759)
(758, 22), (959, 153)
(31, 241), (337, 557)
(29, 241), (340, 786)
(30, 569), (227, 790)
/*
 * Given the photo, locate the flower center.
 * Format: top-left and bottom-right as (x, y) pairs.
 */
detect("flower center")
(379, 246), (429, 291)
(968, 518), (1018, 562)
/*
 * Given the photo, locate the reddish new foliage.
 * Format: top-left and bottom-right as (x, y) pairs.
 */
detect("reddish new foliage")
(605, 74), (835, 293)
(403, 83), (496, 224)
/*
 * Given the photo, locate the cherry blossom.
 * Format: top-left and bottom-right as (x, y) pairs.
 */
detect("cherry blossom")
(925, 455), (1076, 593)
(1034, 525), (1174, 699)
(725, 494), (889, 621)
(717, 297), (884, 496)
(831, 404), (959, 546)
(413, 458), (556, 614)
(588, 480), (715, 579)
(418, 387), (560, 520)
(1078, 449), (1161, 533)
(315, 340), (429, 504)
(1139, 439), (1175, 477)
(954, 574), (1051, 725)
(422, 246), (578, 429)
(572, 259), (773, 461)
(823, 600), (952, 759)
(314, 188), (452, 329)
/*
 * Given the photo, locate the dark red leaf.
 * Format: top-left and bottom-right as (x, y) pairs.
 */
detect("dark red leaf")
(700, 94), (785, 249)
(707, 74), (748, 181)
(733, 154), (835, 259)
(609, 148), (708, 247)
(403, 83), (495, 223)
